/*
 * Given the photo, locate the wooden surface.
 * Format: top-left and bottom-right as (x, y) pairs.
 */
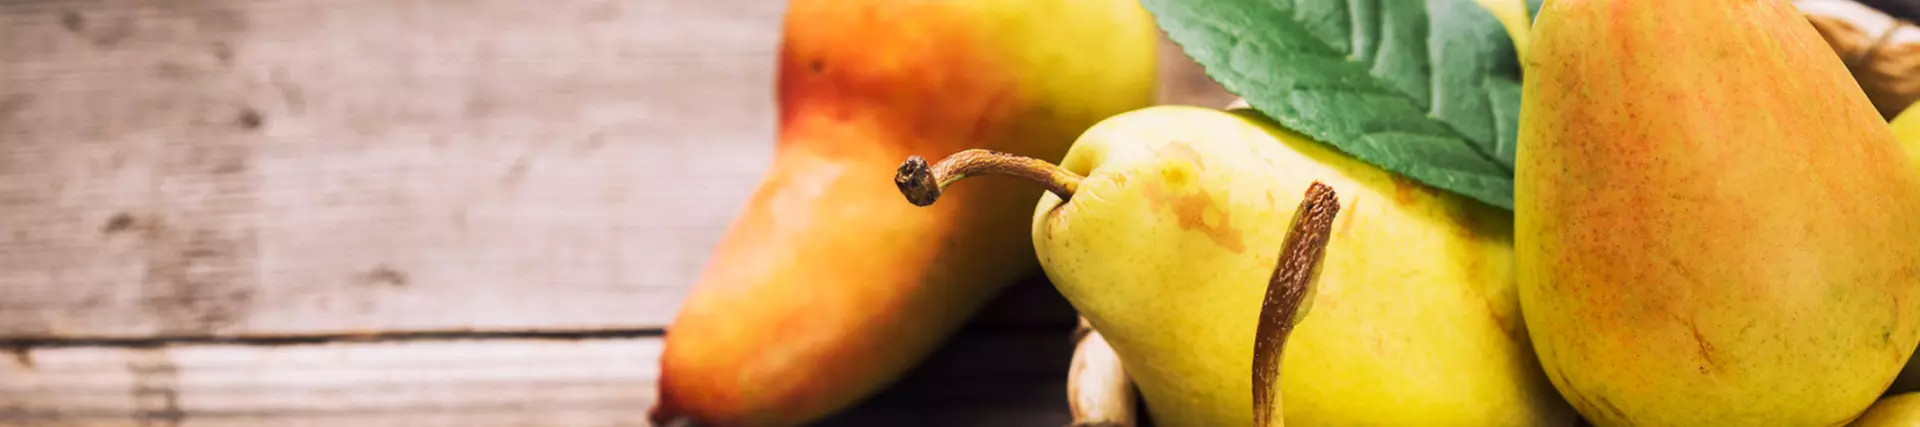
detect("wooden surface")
(0, 277), (1087, 427)
(0, 0), (1230, 425)
(0, 0), (779, 338)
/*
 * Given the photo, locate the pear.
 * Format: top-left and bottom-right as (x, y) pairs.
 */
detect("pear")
(1849, 392), (1920, 427)
(1517, 0), (1920, 426)
(1889, 102), (1920, 395)
(898, 105), (1575, 427)
(650, 0), (1159, 425)
(1890, 101), (1920, 173)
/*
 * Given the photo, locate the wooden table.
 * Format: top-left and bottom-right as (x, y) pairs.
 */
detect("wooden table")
(0, 0), (1231, 425)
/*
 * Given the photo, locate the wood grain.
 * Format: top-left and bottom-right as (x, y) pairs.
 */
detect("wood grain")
(0, 0), (784, 338)
(0, 338), (660, 426)
(0, 336), (1075, 427)
(0, 280), (1083, 427)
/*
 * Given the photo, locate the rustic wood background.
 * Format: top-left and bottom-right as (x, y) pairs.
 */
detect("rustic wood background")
(0, 0), (1232, 425)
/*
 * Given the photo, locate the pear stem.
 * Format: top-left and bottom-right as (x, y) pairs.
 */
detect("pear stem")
(895, 149), (1084, 207)
(1067, 316), (1138, 427)
(1252, 181), (1341, 427)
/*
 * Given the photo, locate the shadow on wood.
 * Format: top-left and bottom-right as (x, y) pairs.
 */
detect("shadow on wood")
(811, 274), (1078, 427)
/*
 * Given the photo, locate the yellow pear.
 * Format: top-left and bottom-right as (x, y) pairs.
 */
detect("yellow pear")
(1517, 0), (1920, 425)
(1888, 101), (1920, 395)
(1890, 100), (1920, 171)
(1850, 392), (1920, 427)
(897, 105), (1574, 426)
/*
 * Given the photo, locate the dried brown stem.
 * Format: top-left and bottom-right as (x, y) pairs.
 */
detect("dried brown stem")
(1067, 317), (1137, 427)
(895, 149), (1084, 207)
(1252, 181), (1341, 427)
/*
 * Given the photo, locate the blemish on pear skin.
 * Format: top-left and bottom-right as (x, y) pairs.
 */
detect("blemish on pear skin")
(1688, 321), (1719, 375)
(1882, 296), (1903, 368)
(1153, 141), (1207, 170)
(1140, 144), (1245, 253)
(1482, 297), (1523, 342)
(1388, 174), (1437, 206)
(1142, 177), (1246, 253)
(1466, 268), (1525, 344)
(1889, 289), (1907, 347)
(1336, 196), (1361, 237)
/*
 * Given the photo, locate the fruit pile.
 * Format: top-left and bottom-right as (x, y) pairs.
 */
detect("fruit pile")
(651, 0), (1920, 426)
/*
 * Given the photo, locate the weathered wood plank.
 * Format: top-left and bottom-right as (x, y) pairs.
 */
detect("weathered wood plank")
(0, 0), (784, 338)
(0, 338), (660, 426)
(0, 313), (1082, 427)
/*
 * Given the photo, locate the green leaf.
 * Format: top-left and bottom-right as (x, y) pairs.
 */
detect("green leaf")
(1141, 0), (1527, 211)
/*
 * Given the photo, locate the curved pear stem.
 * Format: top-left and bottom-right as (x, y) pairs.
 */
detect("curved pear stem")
(895, 149), (1084, 207)
(1252, 181), (1341, 427)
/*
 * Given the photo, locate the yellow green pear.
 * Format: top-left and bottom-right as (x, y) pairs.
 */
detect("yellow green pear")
(897, 105), (1575, 427)
(1850, 393), (1920, 427)
(1517, 0), (1920, 426)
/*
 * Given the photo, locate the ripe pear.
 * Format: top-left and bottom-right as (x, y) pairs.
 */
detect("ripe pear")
(650, 1), (1159, 425)
(898, 105), (1576, 427)
(1517, 0), (1920, 426)
(1849, 392), (1920, 427)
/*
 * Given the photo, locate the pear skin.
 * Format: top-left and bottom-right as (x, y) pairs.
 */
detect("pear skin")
(1850, 393), (1920, 427)
(905, 105), (1573, 427)
(650, 1), (1159, 426)
(1890, 101), (1920, 174)
(1518, 0), (1920, 425)
(1888, 102), (1920, 394)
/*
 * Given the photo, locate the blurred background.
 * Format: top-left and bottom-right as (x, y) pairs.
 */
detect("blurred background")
(0, 1), (1232, 425)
